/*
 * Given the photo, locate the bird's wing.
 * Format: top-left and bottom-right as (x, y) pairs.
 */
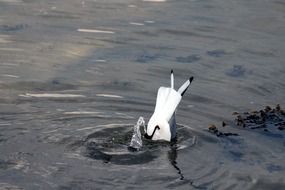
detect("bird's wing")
(178, 77), (194, 96)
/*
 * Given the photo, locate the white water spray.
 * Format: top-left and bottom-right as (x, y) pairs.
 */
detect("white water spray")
(129, 117), (146, 150)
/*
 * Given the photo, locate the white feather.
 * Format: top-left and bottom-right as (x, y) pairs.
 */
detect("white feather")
(171, 71), (174, 89)
(178, 79), (190, 95)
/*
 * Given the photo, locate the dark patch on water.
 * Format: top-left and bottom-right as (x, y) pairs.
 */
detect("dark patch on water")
(207, 49), (227, 57)
(226, 65), (247, 77)
(242, 49), (275, 58)
(160, 29), (199, 37)
(267, 164), (284, 173)
(160, 29), (235, 42)
(98, 79), (139, 91)
(260, 130), (284, 139)
(0, 134), (7, 143)
(176, 55), (201, 63)
(134, 30), (159, 37)
(0, 160), (15, 170)
(275, 0), (285, 7)
(228, 150), (244, 161)
(136, 52), (160, 63)
(0, 24), (28, 32)
(101, 38), (134, 45)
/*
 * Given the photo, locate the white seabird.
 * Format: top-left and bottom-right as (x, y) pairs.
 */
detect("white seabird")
(144, 70), (194, 141)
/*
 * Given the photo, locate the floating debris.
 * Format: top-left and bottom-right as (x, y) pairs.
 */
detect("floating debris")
(234, 104), (285, 131)
(208, 124), (217, 131)
(209, 104), (285, 138)
(264, 106), (272, 112)
(208, 124), (238, 137)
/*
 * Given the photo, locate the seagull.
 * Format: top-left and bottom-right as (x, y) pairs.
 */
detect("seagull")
(144, 70), (194, 141)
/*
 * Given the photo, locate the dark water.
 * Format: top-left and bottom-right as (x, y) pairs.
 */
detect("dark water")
(1, 0), (285, 189)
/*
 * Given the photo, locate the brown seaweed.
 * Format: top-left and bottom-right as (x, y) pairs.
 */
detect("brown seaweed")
(208, 124), (239, 137)
(208, 104), (285, 138)
(234, 104), (285, 131)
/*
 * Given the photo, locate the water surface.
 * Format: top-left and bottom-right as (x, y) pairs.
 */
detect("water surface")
(0, 0), (285, 189)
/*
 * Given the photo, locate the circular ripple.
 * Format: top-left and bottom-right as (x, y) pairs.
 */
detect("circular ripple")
(83, 123), (197, 165)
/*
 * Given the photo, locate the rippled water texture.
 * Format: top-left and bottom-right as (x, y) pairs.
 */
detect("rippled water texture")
(0, 0), (285, 189)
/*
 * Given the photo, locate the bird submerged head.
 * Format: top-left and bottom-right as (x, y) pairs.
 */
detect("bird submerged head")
(144, 117), (171, 141)
(145, 69), (194, 142)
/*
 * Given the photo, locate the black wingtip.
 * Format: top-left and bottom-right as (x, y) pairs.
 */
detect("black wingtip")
(189, 76), (194, 83)
(171, 69), (173, 74)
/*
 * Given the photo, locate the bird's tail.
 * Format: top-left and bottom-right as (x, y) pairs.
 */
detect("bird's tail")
(171, 69), (174, 89)
(178, 76), (194, 96)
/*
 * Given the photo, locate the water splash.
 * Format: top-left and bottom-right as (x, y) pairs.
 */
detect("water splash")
(129, 117), (145, 150)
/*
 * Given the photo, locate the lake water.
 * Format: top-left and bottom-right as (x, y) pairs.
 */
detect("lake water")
(0, 0), (285, 189)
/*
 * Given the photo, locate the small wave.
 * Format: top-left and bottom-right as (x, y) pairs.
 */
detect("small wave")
(19, 93), (86, 98)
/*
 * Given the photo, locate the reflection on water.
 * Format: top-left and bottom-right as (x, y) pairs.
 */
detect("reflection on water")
(1, 0), (285, 189)
(168, 142), (184, 180)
